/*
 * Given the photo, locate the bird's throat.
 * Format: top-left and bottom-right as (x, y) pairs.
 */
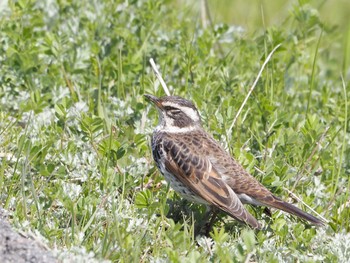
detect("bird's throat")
(155, 124), (197, 133)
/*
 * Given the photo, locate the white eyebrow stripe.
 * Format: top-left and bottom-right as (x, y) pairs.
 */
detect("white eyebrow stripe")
(162, 102), (200, 122)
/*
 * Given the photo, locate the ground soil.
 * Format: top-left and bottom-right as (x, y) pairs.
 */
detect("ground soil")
(0, 208), (57, 263)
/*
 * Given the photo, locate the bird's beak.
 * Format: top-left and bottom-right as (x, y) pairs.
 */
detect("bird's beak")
(144, 94), (163, 109)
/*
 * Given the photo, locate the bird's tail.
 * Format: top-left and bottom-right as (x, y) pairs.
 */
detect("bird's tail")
(269, 197), (325, 226)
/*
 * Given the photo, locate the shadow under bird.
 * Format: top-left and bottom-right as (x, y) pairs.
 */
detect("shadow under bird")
(144, 94), (325, 229)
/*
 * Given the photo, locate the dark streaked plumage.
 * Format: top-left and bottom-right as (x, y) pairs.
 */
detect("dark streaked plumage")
(145, 94), (325, 229)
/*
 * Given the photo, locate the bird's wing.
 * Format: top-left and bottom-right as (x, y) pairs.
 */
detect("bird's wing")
(209, 151), (325, 226)
(163, 140), (261, 229)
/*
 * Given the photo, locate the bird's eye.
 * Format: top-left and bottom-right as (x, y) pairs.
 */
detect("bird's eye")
(164, 106), (181, 115)
(169, 109), (181, 115)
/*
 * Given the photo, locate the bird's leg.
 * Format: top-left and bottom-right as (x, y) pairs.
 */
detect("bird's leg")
(263, 207), (272, 218)
(194, 205), (216, 236)
(204, 206), (219, 236)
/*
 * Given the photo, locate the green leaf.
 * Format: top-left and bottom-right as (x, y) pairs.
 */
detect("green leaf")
(135, 190), (153, 209)
(242, 229), (256, 252)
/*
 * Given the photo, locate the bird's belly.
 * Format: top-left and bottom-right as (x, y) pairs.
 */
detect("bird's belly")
(161, 169), (209, 205)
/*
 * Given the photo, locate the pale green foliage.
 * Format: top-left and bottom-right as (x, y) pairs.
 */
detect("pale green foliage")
(0, 0), (349, 262)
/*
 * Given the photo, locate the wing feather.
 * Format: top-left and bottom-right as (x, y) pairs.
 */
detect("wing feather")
(164, 141), (261, 229)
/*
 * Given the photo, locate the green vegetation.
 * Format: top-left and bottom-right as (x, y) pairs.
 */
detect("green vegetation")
(0, 0), (349, 262)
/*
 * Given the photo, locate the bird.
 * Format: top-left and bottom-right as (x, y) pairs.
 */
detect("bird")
(144, 94), (325, 229)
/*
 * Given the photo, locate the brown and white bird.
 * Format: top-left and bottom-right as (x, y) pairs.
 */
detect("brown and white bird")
(145, 94), (324, 229)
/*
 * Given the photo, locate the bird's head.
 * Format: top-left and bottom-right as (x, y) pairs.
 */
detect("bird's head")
(144, 94), (201, 132)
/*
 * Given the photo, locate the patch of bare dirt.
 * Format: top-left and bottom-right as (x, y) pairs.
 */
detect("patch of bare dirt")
(0, 208), (57, 263)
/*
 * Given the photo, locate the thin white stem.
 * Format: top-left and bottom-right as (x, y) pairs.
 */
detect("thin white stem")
(244, 252), (254, 263)
(149, 58), (170, 96)
(228, 44), (282, 136)
(283, 187), (329, 223)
